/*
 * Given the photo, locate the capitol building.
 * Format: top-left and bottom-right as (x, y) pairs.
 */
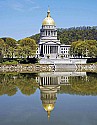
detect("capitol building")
(36, 8), (87, 64)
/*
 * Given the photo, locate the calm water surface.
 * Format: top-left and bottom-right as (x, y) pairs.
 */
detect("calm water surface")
(0, 72), (97, 125)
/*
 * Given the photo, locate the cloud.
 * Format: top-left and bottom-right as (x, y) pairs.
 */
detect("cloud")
(29, 6), (40, 11)
(11, 1), (24, 12)
(0, 0), (40, 12)
(26, 0), (35, 4)
(0, 0), (24, 11)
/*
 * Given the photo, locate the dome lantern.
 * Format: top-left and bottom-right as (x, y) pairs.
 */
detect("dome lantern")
(47, 8), (50, 17)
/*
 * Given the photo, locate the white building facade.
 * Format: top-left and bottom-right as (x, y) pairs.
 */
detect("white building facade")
(36, 9), (87, 64)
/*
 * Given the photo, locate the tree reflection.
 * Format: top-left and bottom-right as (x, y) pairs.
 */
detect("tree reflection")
(0, 72), (97, 96)
(0, 73), (38, 96)
(0, 73), (17, 96)
(60, 74), (97, 95)
(16, 77), (38, 96)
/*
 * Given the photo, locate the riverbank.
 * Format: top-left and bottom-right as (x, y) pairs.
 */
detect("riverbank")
(76, 64), (97, 72)
(0, 64), (97, 72)
(0, 64), (54, 72)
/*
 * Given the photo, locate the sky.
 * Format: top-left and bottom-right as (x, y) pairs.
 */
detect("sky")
(0, 0), (97, 40)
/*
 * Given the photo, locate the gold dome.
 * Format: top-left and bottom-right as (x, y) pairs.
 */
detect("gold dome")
(42, 9), (55, 26)
(43, 104), (54, 112)
(43, 104), (55, 119)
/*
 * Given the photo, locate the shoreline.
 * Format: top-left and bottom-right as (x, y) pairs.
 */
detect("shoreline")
(0, 64), (97, 72)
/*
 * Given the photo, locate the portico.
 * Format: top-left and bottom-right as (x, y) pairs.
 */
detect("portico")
(40, 44), (59, 54)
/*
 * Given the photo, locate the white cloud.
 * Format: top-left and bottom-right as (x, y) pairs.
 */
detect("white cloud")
(26, 0), (35, 4)
(0, 0), (40, 12)
(29, 6), (40, 11)
(11, 1), (24, 12)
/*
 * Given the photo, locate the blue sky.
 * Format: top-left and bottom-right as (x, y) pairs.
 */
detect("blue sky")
(0, 0), (97, 40)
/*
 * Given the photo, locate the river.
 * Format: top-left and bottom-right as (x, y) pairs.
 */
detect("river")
(0, 71), (97, 125)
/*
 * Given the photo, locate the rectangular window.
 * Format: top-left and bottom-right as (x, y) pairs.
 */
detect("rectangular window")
(48, 31), (50, 36)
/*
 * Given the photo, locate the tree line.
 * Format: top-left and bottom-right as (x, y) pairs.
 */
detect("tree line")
(0, 26), (97, 63)
(57, 26), (97, 44)
(30, 26), (97, 58)
(1, 72), (97, 96)
(70, 40), (97, 58)
(0, 37), (37, 63)
(30, 26), (97, 44)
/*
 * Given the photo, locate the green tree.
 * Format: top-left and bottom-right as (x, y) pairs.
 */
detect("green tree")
(70, 40), (97, 58)
(0, 39), (5, 62)
(30, 34), (40, 44)
(4, 38), (17, 58)
(19, 38), (37, 58)
(0, 38), (5, 52)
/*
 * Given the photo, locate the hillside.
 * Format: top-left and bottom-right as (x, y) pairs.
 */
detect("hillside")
(29, 26), (97, 44)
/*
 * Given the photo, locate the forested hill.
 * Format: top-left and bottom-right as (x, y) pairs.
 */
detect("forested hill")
(29, 26), (97, 44)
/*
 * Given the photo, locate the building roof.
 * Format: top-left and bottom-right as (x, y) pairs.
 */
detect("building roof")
(42, 9), (55, 26)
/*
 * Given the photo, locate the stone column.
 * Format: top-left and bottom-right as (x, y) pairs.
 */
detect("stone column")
(50, 31), (51, 36)
(43, 77), (44, 85)
(39, 45), (41, 54)
(43, 44), (44, 54)
(54, 46), (56, 53)
(39, 78), (41, 86)
(47, 77), (48, 85)
(44, 30), (46, 36)
(44, 77), (45, 85)
(44, 45), (45, 54)
(48, 45), (49, 54)
(47, 45), (49, 54)
(57, 46), (58, 53)
(58, 45), (60, 54)
(47, 45), (48, 54)
(45, 77), (46, 85)
(45, 45), (46, 54)
(55, 46), (56, 53)
(49, 77), (50, 85)
(56, 31), (57, 36)
(53, 46), (54, 53)
(49, 45), (50, 54)
(58, 77), (60, 85)
(48, 77), (49, 85)
(50, 46), (52, 53)
(53, 31), (54, 36)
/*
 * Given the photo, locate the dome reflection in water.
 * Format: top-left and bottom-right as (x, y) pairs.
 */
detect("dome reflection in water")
(0, 72), (97, 125)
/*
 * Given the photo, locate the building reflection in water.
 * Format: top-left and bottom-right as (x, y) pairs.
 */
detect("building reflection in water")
(36, 72), (86, 119)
